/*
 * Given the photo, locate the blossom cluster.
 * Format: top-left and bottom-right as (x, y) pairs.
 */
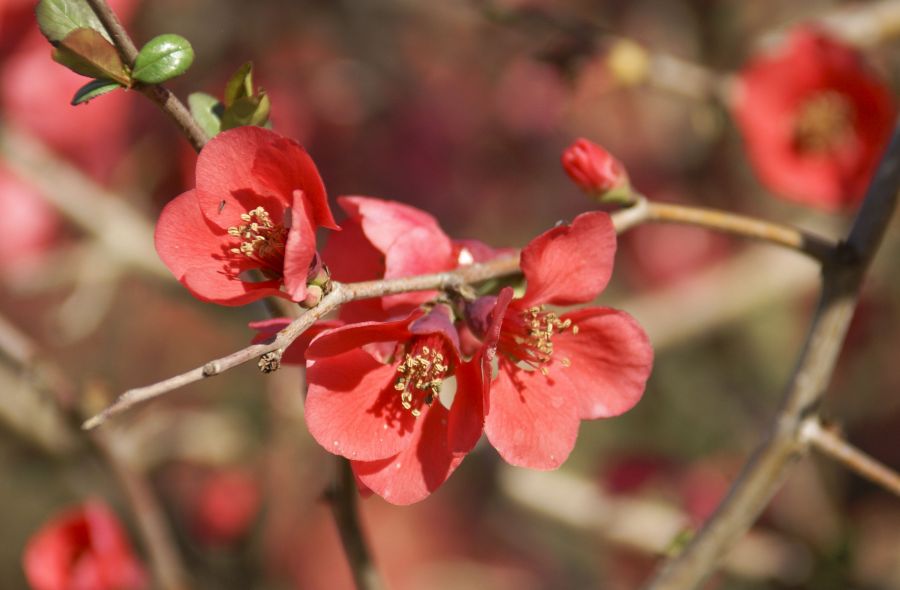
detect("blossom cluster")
(153, 126), (653, 505)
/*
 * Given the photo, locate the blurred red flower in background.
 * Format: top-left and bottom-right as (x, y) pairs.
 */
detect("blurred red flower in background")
(304, 305), (483, 504)
(733, 27), (896, 211)
(190, 469), (261, 546)
(155, 126), (338, 305)
(473, 212), (653, 469)
(23, 501), (147, 590)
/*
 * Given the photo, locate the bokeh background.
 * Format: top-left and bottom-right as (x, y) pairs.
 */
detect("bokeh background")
(2, 0), (900, 588)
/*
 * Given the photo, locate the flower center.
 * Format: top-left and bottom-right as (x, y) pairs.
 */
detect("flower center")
(227, 206), (287, 274)
(394, 337), (450, 416)
(793, 91), (855, 153)
(500, 306), (576, 375)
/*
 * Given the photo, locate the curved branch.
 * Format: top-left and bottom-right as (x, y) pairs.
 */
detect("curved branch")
(84, 0), (209, 152)
(645, 122), (900, 590)
(82, 198), (836, 430)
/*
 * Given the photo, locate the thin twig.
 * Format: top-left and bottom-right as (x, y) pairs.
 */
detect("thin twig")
(82, 254), (522, 429)
(644, 201), (835, 263)
(0, 315), (190, 589)
(328, 458), (384, 590)
(84, 0), (209, 152)
(801, 418), (900, 498)
(91, 430), (190, 590)
(644, 122), (900, 590)
(83, 197), (836, 429)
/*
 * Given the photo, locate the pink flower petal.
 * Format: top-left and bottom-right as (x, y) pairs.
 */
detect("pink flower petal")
(554, 307), (653, 419)
(352, 403), (463, 505)
(282, 190), (316, 301)
(155, 190), (283, 305)
(520, 211), (616, 307)
(447, 359), (484, 455)
(252, 135), (338, 229)
(194, 126), (290, 230)
(305, 349), (417, 461)
(485, 361), (580, 469)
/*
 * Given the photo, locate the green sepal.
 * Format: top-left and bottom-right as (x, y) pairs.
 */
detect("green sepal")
(36, 0), (109, 43)
(71, 78), (122, 105)
(132, 34), (195, 84)
(188, 92), (223, 138)
(223, 62), (254, 107)
(52, 28), (131, 86)
(220, 92), (271, 131)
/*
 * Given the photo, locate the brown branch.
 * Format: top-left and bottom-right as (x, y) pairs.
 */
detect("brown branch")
(328, 458), (384, 590)
(82, 198), (835, 429)
(644, 201), (835, 263)
(82, 254), (522, 429)
(801, 418), (900, 498)
(644, 122), (900, 590)
(90, 429), (190, 590)
(84, 0), (209, 152)
(0, 315), (190, 589)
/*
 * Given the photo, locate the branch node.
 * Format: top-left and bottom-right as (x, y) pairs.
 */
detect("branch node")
(258, 349), (284, 374)
(201, 362), (219, 376)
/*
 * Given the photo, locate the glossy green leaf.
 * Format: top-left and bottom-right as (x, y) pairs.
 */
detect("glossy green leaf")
(224, 62), (254, 107)
(188, 92), (223, 138)
(71, 78), (122, 105)
(220, 92), (271, 131)
(132, 34), (194, 84)
(36, 0), (109, 43)
(52, 28), (131, 86)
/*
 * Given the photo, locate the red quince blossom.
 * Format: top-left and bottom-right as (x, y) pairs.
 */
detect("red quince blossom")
(561, 138), (629, 197)
(304, 304), (483, 504)
(23, 501), (147, 590)
(472, 211), (653, 469)
(733, 27), (896, 211)
(323, 196), (506, 322)
(155, 126), (338, 305)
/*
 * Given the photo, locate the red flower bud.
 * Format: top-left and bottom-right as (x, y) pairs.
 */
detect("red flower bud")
(561, 139), (630, 199)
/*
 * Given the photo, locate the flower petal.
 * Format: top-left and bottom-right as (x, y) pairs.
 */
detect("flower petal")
(282, 190), (316, 301)
(352, 403), (463, 505)
(555, 307), (653, 419)
(484, 361), (580, 469)
(155, 190), (282, 305)
(519, 211), (616, 307)
(306, 349), (417, 461)
(252, 135), (338, 229)
(304, 314), (419, 360)
(447, 359), (484, 455)
(194, 126), (289, 230)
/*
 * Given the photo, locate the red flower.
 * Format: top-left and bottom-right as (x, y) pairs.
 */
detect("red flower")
(23, 501), (147, 590)
(190, 469), (261, 546)
(733, 27), (896, 211)
(304, 305), (484, 504)
(322, 196), (458, 322)
(473, 211), (653, 469)
(155, 126), (338, 305)
(561, 138), (629, 197)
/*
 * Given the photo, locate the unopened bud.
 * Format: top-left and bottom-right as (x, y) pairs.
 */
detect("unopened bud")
(561, 138), (633, 204)
(300, 284), (324, 309)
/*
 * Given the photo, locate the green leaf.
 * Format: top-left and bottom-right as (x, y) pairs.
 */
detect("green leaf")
(36, 0), (109, 43)
(220, 92), (271, 131)
(223, 62), (254, 108)
(71, 78), (122, 105)
(188, 92), (223, 138)
(132, 34), (194, 84)
(52, 28), (131, 86)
